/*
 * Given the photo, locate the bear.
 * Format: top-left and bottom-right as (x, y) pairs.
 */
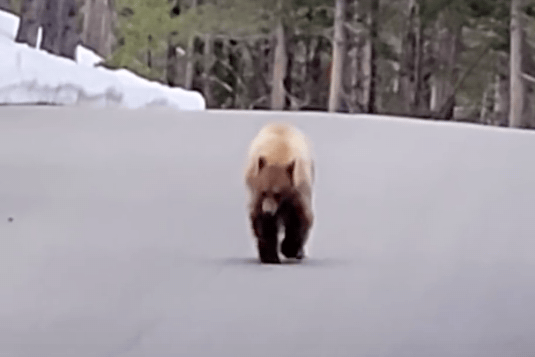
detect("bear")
(244, 122), (315, 264)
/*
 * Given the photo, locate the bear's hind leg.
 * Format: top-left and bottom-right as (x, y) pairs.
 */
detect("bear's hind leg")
(252, 213), (280, 264)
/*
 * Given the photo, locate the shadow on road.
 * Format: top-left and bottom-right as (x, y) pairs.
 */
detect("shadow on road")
(214, 256), (351, 268)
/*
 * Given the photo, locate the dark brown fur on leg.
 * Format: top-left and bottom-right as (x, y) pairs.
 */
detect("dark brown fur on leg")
(278, 195), (311, 260)
(252, 213), (280, 264)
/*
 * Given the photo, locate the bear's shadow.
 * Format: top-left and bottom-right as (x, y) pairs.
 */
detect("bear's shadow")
(217, 256), (350, 268)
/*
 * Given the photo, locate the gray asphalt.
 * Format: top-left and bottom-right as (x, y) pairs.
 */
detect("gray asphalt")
(1, 107), (535, 357)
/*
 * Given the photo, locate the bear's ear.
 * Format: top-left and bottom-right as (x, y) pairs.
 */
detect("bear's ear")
(286, 160), (296, 183)
(258, 156), (266, 171)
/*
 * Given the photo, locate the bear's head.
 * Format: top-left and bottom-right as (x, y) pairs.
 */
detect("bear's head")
(253, 156), (296, 215)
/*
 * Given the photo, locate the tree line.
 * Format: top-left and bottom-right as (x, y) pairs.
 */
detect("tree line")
(6, 0), (535, 129)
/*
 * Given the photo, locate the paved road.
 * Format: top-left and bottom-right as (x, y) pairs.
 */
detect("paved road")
(1, 107), (535, 357)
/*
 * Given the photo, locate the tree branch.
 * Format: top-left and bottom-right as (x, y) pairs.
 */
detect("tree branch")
(521, 72), (535, 84)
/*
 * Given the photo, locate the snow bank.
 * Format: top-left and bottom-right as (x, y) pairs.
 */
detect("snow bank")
(0, 10), (205, 110)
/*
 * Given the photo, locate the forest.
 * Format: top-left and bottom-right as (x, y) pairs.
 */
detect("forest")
(4, 0), (535, 129)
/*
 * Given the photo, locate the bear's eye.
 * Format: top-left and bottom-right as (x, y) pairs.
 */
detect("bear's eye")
(261, 191), (267, 198)
(273, 193), (281, 201)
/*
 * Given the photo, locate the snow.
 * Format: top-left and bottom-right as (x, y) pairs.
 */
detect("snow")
(1, 107), (535, 356)
(0, 10), (205, 110)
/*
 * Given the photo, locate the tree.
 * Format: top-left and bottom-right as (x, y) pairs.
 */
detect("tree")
(429, 5), (462, 119)
(271, 4), (287, 110)
(80, 0), (117, 58)
(15, 0), (43, 47)
(0, 0), (11, 11)
(366, 0), (379, 113)
(509, 0), (526, 128)
(40, 0), (79, 60)
(203, 33), (215, 107)
(14, 0), (81, 60)
(398, 0), (422, 115)
(328, 0), (346, 112)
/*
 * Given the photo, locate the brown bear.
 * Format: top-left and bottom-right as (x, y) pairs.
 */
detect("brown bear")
(244, 122), (315, 264)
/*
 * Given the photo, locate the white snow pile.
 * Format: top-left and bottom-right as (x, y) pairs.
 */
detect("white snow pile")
(0, 10), (205, 110)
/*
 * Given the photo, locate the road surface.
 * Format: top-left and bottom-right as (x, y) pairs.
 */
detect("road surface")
(1, 107), (535, 357)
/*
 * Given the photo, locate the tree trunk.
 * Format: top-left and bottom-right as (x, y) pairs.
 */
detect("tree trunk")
(493, 73), (510, 126)
(41, 0), (79, 60)
(366, 0), (379, 113)
(239, 40), (254, 109)
(184, 35), (196, 90)
(271, 16), (287, 110)
(348, 45), (359, 111)
(430, 10), (462, 119)
(308, 36), (323, 109)
(284, 39), (294, 109)
(166, 35), (178, 86)
(479, 79), (493, 124)
(147, 34), (152, 68)
(362, 35), (372, 112)
(509, 0), (525, 128)
(328, 0), (346, 112)
(184, 0), (198, 90)
(40, 0), (59, 53)
(15, 0), (44, 48)
(412, 9), (424, 115)
(59, 0), (79, 59)
(0, 0), (11, 11)
(398, 0), (418, 115)
(80, 0), (116, 58)
(203, 33), (214, 108)
(248, 38), (272, 108)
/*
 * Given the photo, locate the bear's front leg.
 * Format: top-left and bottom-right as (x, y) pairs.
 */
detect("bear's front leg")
(281, 222), (307, 260)
(252, 213), (280, 264)
(279, 197), (311, 260)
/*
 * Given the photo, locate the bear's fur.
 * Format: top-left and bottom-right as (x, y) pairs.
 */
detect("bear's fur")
(244, 123), (315, 264)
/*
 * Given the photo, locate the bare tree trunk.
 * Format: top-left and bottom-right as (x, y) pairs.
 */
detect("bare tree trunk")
(184, 35), (196, 90)
(248, 38), (272, 108)
(184, 1), (198, 90)
(509, 0), (525, 128)
(41, 0), (79, 60)
(493, 73), (509, 126)
(203, 33), (214, 108)
(166, 0), (182, 86)
(40, 0), (59, 53)
(284, 38), (294, 109)
(0, 0), (11, 11)
(328, 0), (346, 112)
(80, 0), (116, 58)
(366, 0), (379, 113)
(430, 10), (462, 119)
(15, 0), (44, 47)
(147, 34), (153, 68)
(348, 45), (360, 111)
(59, 0), (80, 59)
(412, 10), (424, 115)
(271, 14), (287, 110)
(166, 35), (178, 86)
(346, 21), (367, 113)
(398, 0), (418, 115)
(348, 45), (359, 111)
(479, 79), (493, 124)
(308, 36), (323, 109)
(238, 41), (254, 109)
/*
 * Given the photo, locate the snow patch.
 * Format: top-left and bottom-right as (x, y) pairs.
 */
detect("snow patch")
(0, 9), (205, 110)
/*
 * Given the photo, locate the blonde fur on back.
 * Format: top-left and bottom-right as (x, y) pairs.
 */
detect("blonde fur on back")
(245, 122), (314, 189)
